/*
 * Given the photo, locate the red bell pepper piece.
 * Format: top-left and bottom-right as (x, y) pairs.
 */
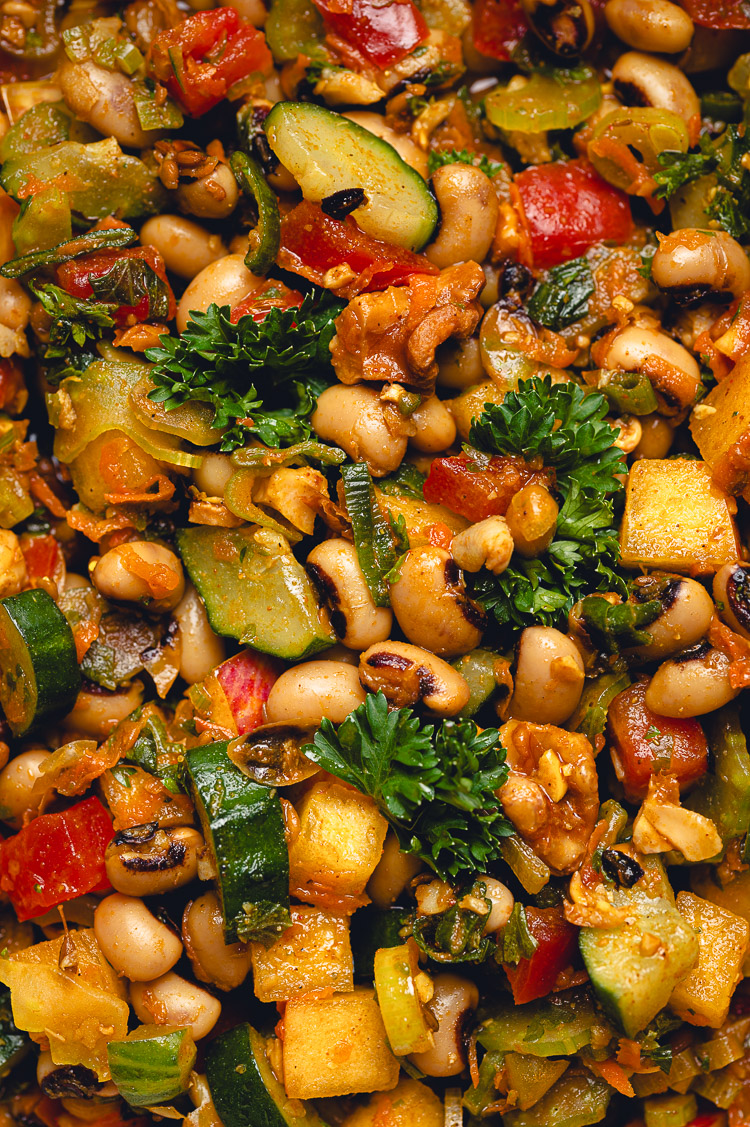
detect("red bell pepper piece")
(607, 681), (708, 801)
(472, 0), (528, 61)
(215, 649), (282, 736)
(56, 246), (176, 327)
(503, 906), (579, 1004)
(423, 453), (552, 523)
(149, 8), (273, 117)
(515, 159), (634, 269)
(678, 0), (750, 28)
(312, 0), (427, 66)
(0, 796), (114, 921)
(278, 200), (439, 296)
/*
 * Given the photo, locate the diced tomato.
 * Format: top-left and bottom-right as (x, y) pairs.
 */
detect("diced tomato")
(425, 522), (455, 550)
(278, 200), (439, 296)
(149, 8), (272, 117)
(0, 358), (24, 413)
(56, 246), (176, 326)
(312, 0), (427, 66)
(472, 0), (528, 61)
(607, 681), (708, 801)
(503, 907), (579, 1005)
(230, 280), (305, 323)
(515, 159), (634, 269)
(0, 797), (114, 921)
(679, 0), (750, 28)
(20, 534), (64, 587)
(423, 453), (552, 523)
(215, 649), (282, 736)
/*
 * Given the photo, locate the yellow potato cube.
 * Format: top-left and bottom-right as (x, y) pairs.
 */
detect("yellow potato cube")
(671, 891), (749, 1028)
(691, 357), (750, 501)
(0, 929), (129, 1080)
(283, 987), (399, 1099)
(691, 867), (750, 975)
(289, 782), (388, 905)
(342, 1078), (444, 1126)
(251, 907), (353, 1002)
(619, 459), (739, 574)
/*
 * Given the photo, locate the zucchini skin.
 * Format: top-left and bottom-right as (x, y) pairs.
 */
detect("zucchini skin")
(0, 589), (80, 736)
(185, 742), (290, 944)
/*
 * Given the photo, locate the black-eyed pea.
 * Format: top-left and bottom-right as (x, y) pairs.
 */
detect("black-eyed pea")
(409, 974), (479, 1077)
(390, 547), (485, 657)
(306, 539), (392, 651)
(265, 660), (366, 724)
(94, 893), (183, 981)
(104, 825), (204, 897)
(359, 639), (471, 715)
(645, 644), (739, 718)
(510, 626), (585, 726)
(92, 541), (185, 613)
(182, 892), (252, 991)
(130, 971), (221, 1040)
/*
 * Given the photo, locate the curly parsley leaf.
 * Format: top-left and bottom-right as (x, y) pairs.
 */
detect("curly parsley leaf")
(527, 257), (594, 331)
(145, 291), (344, 452)
(467, 377), (627, 631)
(30, 282), (116, 386)
(304, 692), (512, 879)
(428, 148), (505, 179)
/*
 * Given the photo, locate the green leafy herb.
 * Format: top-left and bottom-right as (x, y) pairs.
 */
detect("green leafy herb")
(30, 282), (116, 385)
(377, 463), (426, 500)
(89, 256), (171, 320)
(638, 1013), (681, 1073)
(145, 293), (344, 452)
(303, 692), (512, 879)
(654, 127), (750, 241)
(412, 879), (492, 964)
(496, 903), (538, 965)
(428, 148), (504, 179)
(579, 594), (662, 654)
(527, 256), (594, 331)
(468, 377), (627, 631)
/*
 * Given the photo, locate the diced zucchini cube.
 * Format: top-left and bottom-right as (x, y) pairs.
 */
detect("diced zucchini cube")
(289, 782), (388, 903)
(670, 891), (750, 1028)
(342, 1077), (444, 1126)
(619, 458), (740, 574)
(691, 359), (750, 501)
(250, 907), (353, 1002)
(283, 987), (399, 1099)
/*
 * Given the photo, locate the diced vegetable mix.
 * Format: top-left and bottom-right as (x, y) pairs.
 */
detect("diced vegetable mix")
(5, 3), (750, 1127)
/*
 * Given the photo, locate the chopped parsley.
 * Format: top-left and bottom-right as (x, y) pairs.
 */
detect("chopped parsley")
(428, 148), (505, 179)
(654, 126), (750, 241)
(468, 377), (627, 632)
(527, 256), (595, 331)
(30, 282), (116, 385)
(496, 903), (538, 965)
(303, 692), (512, 880)
(145, 291), (344, 452)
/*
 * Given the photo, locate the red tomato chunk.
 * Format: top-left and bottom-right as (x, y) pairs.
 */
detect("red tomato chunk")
(472, 0), (528, 60)
(0, 796), (114, 921)
(607, 680), (709, 801)
(312, 0), (428, 66)
(424, 453), (552, 523)
(679, 0), (750, 28)
(503, 906), (579, 1004)
(515, 159), (634, 269)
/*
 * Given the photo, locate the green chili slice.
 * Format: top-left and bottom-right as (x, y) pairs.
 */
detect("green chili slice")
(230, 150), (281, 276)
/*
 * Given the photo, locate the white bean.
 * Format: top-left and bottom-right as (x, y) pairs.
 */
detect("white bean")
(265, 660), (366, 724)
(130, 971), (221, 1040)
(94, 893), (183, 981)
(140, 215), (227, 280)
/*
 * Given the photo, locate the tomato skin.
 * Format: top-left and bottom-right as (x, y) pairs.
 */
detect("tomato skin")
(679, 0), (750, 28)
(230, 282), (304, 324)
(312, 0), (427, 65)
(607, 681), (708, 801)
(472, 0), (528, 60)
(423, 453), (551, 522)
(279, 200), (438, 295)
(0, 797), (114, 921)
(503, 907), (579, 1004)
(515, 159), (634, 269)
(149, 8), (272, 116)
(57, 246), (176, 326)
(215, 649), (282, 735)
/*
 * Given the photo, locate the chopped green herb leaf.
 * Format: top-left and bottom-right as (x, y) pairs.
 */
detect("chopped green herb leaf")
(496, 903), (538, 965)
(428, 148), (505, 179)
(527, 256), (594, 331)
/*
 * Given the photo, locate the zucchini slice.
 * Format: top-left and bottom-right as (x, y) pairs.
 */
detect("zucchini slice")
(108, 1025), (196, 1107)
(0, 589), (80, 736)
(206, 1023), (329, 1127)
(185, 742), (291, 945)
(264, 101), (437, 251)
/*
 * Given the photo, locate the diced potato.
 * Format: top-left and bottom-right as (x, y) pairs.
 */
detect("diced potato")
(619, 459), (740, 574)
(0, 928), (129, 1079)
(691, 867), (750, 975)
(670, 891), (749, 1028)
(250, 907), (353, 1002)
(289, 781), (388, 905)
(283, 987), (399, 1099)
(690, 357), (750, 501)
(342, 1078), (444, 1126)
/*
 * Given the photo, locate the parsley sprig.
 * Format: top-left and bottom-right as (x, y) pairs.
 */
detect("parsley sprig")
(303, 692), (512, 880)
(428, 148), (505, 179)
(145, 292), (344, 452)
(468, 377), (627, 631)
